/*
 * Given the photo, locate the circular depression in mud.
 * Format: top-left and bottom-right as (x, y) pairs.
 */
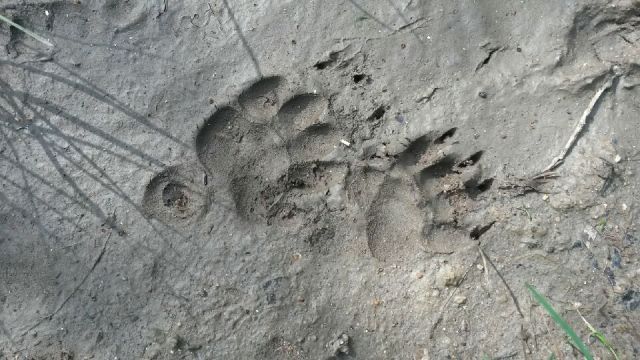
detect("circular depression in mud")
(142, 165), (210, 224)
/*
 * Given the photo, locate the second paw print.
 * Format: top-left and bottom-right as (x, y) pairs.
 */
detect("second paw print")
(194, 76), (347, 224)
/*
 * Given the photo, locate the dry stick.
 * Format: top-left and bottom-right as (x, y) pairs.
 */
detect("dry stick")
(479, 247), (490, 284)
(478, 247), (525, 318)
(521, 324), (532, 360)
(538, 74), (618, 174)
(428, 254), (478, 339)
(0, 14), (54, 47)
(23, 232), (111, 335)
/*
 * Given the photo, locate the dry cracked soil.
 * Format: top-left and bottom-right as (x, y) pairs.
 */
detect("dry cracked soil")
(1, 0), (640, 359)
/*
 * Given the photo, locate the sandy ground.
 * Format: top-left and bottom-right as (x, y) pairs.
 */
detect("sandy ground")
(1, 0), (640, 359)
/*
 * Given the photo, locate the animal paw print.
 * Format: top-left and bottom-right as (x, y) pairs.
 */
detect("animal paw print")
(143, 76), (347, 227)
(363, 128), (493, 262)
(142, 163), (212, 226)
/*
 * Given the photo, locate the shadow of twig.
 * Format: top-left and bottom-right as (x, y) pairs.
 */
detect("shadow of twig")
(384, 0), (427, 45)
(0, 60), (192, 245)
(0, 60), (188, 149)
(348, 0), (394, 32)
(221, 0), (262, 76)
(0, 59), (207, 341)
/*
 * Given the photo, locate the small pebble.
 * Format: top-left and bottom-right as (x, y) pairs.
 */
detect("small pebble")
(453, 295), (467, 305)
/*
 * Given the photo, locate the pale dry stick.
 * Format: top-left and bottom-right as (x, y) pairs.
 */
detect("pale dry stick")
(540, 309), (563, 359)
(521, 323), (532, 360)
(478, 247), (525, 318)
(428, 254), (478, 339)
(479, 246), (490, 284)
(0, 14), (54, 47)
(538, 73), (619, 175)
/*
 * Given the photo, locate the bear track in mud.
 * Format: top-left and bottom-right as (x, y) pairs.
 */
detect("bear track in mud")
(362, 128), (493, 262)
(142, 76), (494, 262)
(143, 76), (346, 229)
(195, 76), (345, 225)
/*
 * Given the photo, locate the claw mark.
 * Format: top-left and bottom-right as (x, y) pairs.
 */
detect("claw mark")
(434, 127), (457, 144)
(470, 222), (495, 240)
(458, 151), (483, 168)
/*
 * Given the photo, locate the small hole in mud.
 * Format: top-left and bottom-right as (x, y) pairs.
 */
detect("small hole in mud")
(477, 178), (494, 192)
(368, 106), (386, 121)
(470, 222), (495, 240)
(353, 74), (366, 83)
(458, 151), (483, 168)
(434, 127), (457, 144)
(162, 183), (190, 211)
(314, 60), (332, 70)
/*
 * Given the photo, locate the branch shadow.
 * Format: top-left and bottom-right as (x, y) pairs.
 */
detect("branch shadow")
(0, 59), (201, 286)
(348, 0), (394, 32)
(384, 0), (427, 46)
(0, 64), (218, 347)
(1, 60), (188, 149)
(221, 0), (262, 77)
(0, 5), (231, 352)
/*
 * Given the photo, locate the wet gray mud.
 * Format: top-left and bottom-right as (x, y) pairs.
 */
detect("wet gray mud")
(1, 0), (640, 359)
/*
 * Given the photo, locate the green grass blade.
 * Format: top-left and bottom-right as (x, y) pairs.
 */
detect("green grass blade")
(526, 284), (593, 360)
(0, 13), (53, 47)
(577, 309), (620, 360)
(592, 331), (619, 360)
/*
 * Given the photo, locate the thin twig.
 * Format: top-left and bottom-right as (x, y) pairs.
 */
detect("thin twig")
(0, 13), (54, 47)
(538, 74), (618, 174)
(479, 247), (490, 284)
(530, 171), (559, 181)
(479, 247), (525, 318)
(23, 232), (111, 335)
(494, 351), (518, 360)
(428, 254), (478, 339)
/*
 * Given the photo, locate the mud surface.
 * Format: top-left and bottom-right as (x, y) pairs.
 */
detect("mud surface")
(1, 0), (640, 359)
